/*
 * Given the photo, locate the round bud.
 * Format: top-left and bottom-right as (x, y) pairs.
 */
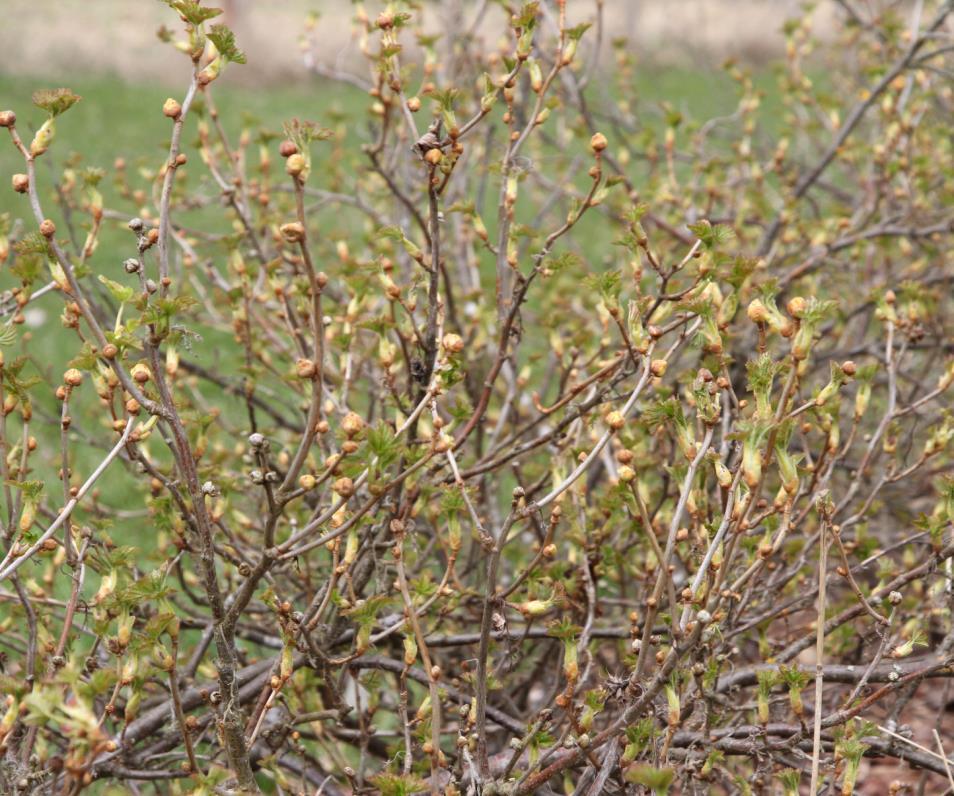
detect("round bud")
(650, 359), (668, 377)
(102, 343), (118, 359)
(285, 153), (306, 178)
(341, 412), (364, 437)
(125, 398), (140, 415)
(407, 96), (421, 112)
(786, 296), (807, 318)
(888, 591), (902, 605)
(298, 473), (316, 491)
(746, 298), (769, 324)
(12, 174), (28, 193)
(279, 139), (298, 158)
(376, 11), (393, 28)
(332, 477), (354, 497)
(280, 221), (306, 243)
(841, 360), (857, 377)
(128, 217), (144, 233)
(589, 132), (608, 152)
(614, 465), (636, 487)
(162, 98), (182, 119)
(63, 368), (83, 387)
(0, 110), (16, 128)
(296, 358), (316, 379)
(131, 364), (151, 384)
(442, 333), (464, 353)
(123, 258), (140, 274)
(248, 432), (266, 449)
(39, 219), (56, 238)
(604, 410), (626, 430)
(424, 148), (442, 165)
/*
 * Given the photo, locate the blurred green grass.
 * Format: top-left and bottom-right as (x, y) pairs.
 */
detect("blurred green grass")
(0, 65), (764, 554)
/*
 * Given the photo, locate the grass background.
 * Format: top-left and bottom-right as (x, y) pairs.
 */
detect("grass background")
(0, 63), (777, 554)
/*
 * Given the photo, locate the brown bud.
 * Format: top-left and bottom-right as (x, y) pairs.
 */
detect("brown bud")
(12, 173), (28, 193)
(40, 218), (56, 238)
(162, 98), (182, 119)
(590, 132), (608, 152)
(650, 359), (668, 377)
(341, 411), (364, 437)
(407, 96), (421, 112)
(280, 221), (306, 243)
(841, 360), (856, 377)
(442, 333), (464, 353)
(285, 153), (306, 178)
(125, 398), (141, 415)
(102, 343), (118, 359)
(786, 296), (807, 318)
(424, 148), (443, 165)
(63, 368), (83, 387)
(746, 298), (769, 324)
(279, 139), (298, 158)
(296, 358), (316, 379)
(332, 477), (354, 497)
(0, 110), (16, 128)
(131, 364), (151, 383)
(604, 410), (626, 430)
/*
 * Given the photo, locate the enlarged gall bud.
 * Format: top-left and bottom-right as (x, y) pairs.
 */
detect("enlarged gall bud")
(0, 110), (16, 128)
(101, 343), (118, 359)
(285, 153), (307, 178)
(280, 221), (306, 243)
(298, 473), (316, 491)
(589, 132), (608, 153)
(841, 360), (857, 377)
(786, 296), (807, 318)
(618, 465), (636, 482)
(424, 148), (443, 165)
(162, 98), (182, 119)
(295, 358), (316, 379)
(131, 363), (151, 383)
(341, 412), (364, 437)
(442, 333), (464, 353)
(407, 96), (421, 112)
(650, 359), (668, 377)
(279, 139), (298, 158)
(63, 368), (83, 387)
(604, 410), (626, 430)
(332, 476), (354, 497)
(12, 174), (28, 193)
(39, 219), (56, 238)
(746, 298), (769, 324)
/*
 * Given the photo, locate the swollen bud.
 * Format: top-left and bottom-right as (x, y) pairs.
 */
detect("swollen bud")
(279, 140), (298, 158)
(11, 174), (28, 194)
(286, 153), (307, 179)
(280, 222), (306, 243)
(590, 132), (608, 153)
(162, 98), (182, 119)
(0, 110), (16, 128)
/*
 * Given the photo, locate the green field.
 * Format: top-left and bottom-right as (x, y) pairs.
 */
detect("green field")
(0, 64), (769, 540)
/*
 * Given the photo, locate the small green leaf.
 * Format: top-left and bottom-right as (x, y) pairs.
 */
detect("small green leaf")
(98, 275), (135, 303)
(207, 24), (246, 63)
(32, 88), (82, 118)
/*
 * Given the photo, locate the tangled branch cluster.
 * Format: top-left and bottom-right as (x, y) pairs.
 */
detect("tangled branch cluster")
(0, 1), (953, 794)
